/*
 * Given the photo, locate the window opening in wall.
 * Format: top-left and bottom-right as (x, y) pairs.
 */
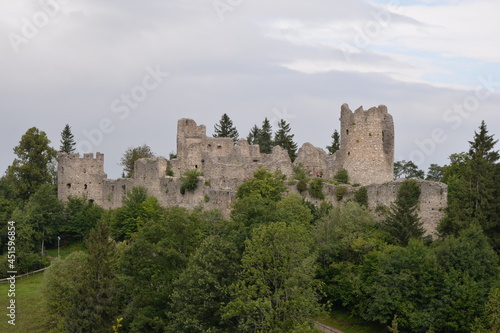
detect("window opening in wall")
(195, 165), (198, 168)
(382, 131), (385, 141)
(84, 184), (88, 190)
(122, 184), (126, 192)
(83, 168), (86, 173)
(66, 183), (71, 189)
(61, 167), (64, 174)
(346, 129), (349, 135)
(111, 185), (115, 191)
(348, 152), (350, 156)
(89, 199), (94, 204)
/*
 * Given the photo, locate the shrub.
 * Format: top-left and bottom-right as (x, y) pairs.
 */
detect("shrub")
(335, 186), (348, 201)
(297, 179), (308, 193)
(166, 168), (174, 176)
(334, 168), (349, 184)
(293, 164), (307, 180)
(309, 178), (324, 200)
(204, 194), (210, 202)
(180, 169), (202, 194)
(354, 186), (368, 207)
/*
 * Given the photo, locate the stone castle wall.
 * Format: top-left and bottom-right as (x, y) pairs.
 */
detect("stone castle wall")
(57, 104), (447, 234)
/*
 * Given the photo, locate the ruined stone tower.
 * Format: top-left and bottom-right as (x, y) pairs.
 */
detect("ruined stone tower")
(57, 152), (107, 203)
(335, 103), (394, 185)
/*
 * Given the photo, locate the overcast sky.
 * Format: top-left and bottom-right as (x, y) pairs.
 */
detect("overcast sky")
(1, 0), (499, 179)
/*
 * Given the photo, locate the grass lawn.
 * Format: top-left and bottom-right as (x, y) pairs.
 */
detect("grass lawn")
(0, 272), (48, 333)
(315, 308), (385, 333)
(45, 241), (85, 260)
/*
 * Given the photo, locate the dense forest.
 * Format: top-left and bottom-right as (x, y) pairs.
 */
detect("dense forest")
(0, 118), (499, 333)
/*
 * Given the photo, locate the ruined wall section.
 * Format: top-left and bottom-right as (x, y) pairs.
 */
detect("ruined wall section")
(57, 152), (107, 204)
(336, 104), (394, 185)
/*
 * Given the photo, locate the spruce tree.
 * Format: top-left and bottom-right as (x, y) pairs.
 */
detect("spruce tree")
(213, 113), (239, 142)
(273, 119), (298, 162)
(382, 179), (425, 246)
(246, 125), (261, 145)
(326, 129), (340, 155)
(468, 121), (499, 249)
(59, 124), (76, 153)
(259, 118), (273, 154)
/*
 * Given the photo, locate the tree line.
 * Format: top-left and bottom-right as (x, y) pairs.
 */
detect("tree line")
(0, 119), (498, 332)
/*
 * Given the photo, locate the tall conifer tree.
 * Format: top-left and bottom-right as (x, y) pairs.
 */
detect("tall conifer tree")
(213, 113), (239, 142)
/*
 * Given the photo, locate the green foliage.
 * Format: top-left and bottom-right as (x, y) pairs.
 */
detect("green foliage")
(246, 124), (261, 145)
(44, 252), (89, 332)
(381, 179), (424, 246)
(120, 144), (155, 178)
(45, 221), (118, 333)
(223, 222), (320, 332)
(335, 185), (348, 201)
(204, 194), (210, 202)
(236, 167), (287, 201)
(296, 178), (308, 192)
(168, 236), (240, 332)
(358, 241), (442, 332)
(7, 127), (57, 200)
(117, 207), (207, 332)
(63, 195), (104, 241)
(426, 163), (444, 182)
(309, 178), (325, 200)
(166, 167), (174, 176)
(180, 169), (202, 194)
(213, 113), (239, 141)
(59, 124), (76, 154)
(354, 186), (368, 207)
(326, 129), (340, 155)
(439, 121), (500, 252)
(335, 168), (349, 183)
(293, 163), (307, 180)
(111, 186), (165, 241)
(471, 288), (500, 333)
(273, 119), (298, 162)
(259, 117), (273, 154)
(394, 160), (425, 179)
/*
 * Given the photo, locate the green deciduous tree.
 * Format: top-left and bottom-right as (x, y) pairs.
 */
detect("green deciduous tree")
(213, 113), (239, 141)
(59, 124), (76, 154)
(223, 222), (320, 332)
(381, 179), (425, 246)
(273, 119), (298, 162)
(394, 160), (425, 179)
(168, 235), (240, 332)
(63, 195), (105, 241)
(326, 129), (340, 155)
(120, 145), (155, 178)
(111, 186), (165, 241)
(236, 167), (287, 202)
(426, 163), (444, 182)
(7, 127), (57, 200)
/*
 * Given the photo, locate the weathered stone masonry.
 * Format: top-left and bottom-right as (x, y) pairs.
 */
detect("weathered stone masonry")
(58, 104), (447, 235)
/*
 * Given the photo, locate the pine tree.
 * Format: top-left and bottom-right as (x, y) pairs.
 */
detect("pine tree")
(246, 125), (261, 145)
(259, 118), (273, 154)
(468, 121), (499, 249)
(59, 124), (76, 153)
(382, 179), (425, 246)
(326, 129), (340, 155)
(273, 119), (298, 162)
(213, 113), (239, 141)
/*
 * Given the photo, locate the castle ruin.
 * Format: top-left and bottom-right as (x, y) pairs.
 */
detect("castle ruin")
(57, 104), (447, 235)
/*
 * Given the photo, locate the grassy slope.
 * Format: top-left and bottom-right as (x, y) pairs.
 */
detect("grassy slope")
(0, 273), (48, 333)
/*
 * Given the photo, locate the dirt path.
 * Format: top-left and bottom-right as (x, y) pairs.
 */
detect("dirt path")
(312, 320), (346, 333)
